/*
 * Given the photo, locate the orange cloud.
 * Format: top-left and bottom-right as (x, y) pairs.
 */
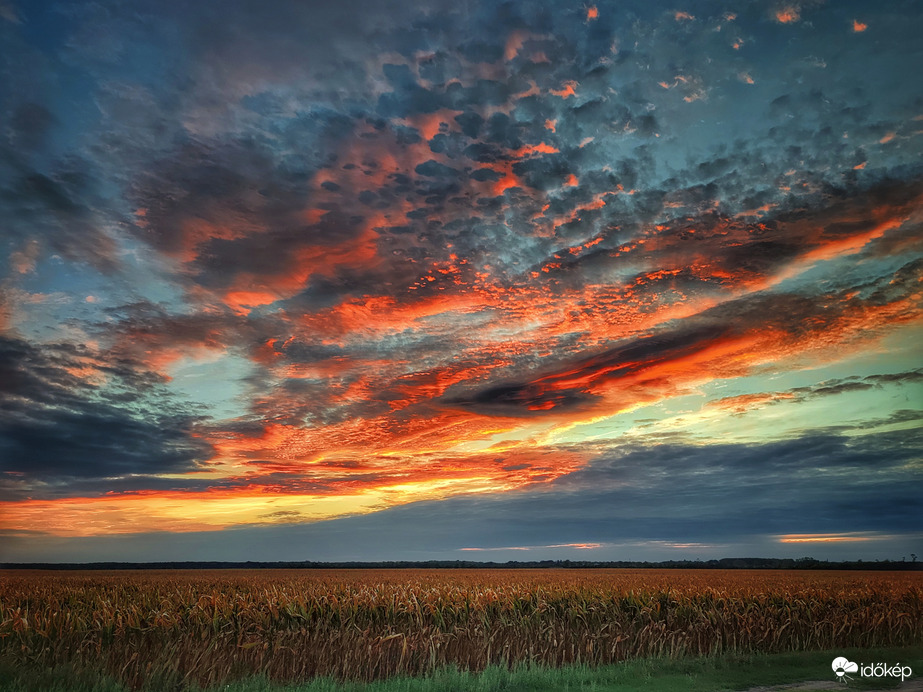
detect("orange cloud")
(402, 109), (463, 141)
(512, 142), (560, 157)
(173, 217), (255, 263)
(708, 391), (798, 413)
(224, 290), (280, 316)
(504, 30), (529, 62)
(775, 7), (800, 24)
(550, 81), (578, 99)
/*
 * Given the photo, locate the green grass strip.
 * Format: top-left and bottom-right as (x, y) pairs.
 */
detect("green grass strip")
(2, 646), (920, 692)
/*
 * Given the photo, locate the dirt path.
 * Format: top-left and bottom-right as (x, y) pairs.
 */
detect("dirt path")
(744, 678), (923, 691)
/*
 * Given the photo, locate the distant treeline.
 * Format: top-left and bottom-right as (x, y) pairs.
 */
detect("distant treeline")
(2, 558), (921, 570)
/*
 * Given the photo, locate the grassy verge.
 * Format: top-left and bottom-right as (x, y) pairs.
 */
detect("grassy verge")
(2, 646), (920, 692)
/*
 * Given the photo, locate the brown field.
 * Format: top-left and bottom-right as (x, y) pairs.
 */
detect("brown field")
(1, 569), (920, 688)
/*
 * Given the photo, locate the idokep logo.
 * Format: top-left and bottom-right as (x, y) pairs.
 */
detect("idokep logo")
(832, 656), (913, 684)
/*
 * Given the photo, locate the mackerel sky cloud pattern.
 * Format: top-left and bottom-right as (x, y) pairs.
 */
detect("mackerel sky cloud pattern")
(0, 0), (921, 561)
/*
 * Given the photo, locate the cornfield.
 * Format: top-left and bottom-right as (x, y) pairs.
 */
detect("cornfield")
(1, 569), (920, 689)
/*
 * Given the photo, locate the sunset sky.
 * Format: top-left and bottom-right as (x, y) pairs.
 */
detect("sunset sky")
(1, 0), (921, 563)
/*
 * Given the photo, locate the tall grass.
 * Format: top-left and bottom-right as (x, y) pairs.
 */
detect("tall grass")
(1, 569), (920, 689)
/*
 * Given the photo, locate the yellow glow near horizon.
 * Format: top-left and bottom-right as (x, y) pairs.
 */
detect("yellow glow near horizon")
(777, 533), (887, 543)
(0, 492), (386, 537)
(0, 471), (535, 538)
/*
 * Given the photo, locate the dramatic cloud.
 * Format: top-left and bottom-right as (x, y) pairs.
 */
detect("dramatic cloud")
(0, 336), (213, 495)
(1, 0), (920, 561)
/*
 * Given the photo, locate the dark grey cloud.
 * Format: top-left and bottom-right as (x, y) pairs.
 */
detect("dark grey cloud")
(795, 369), (923, 399)
(0, 336), (213, 492)
(453, 323), (727, 415)
(100, 300), (255, 361)
(8, 102), (56, 152)
(0, 151), (120, 272)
